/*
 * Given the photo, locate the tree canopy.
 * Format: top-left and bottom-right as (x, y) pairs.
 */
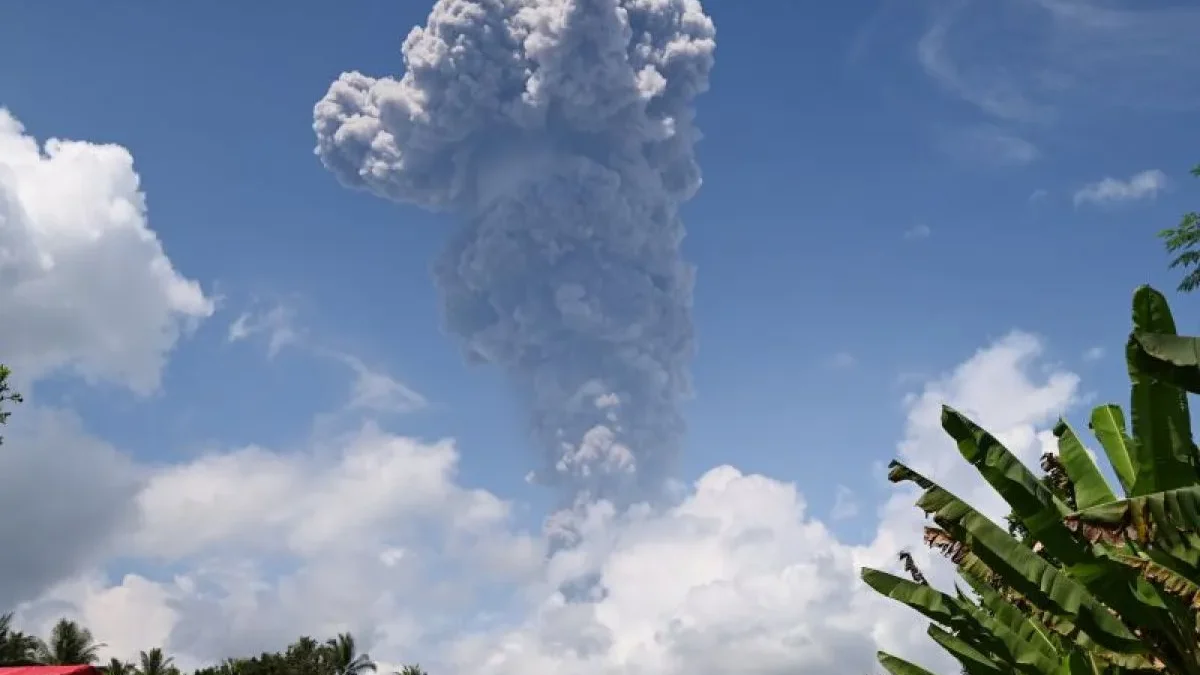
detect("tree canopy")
(1159, 164), (1200, 292)
(0, 613), (424, 675)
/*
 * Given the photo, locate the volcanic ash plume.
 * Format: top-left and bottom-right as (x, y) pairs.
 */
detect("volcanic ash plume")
(313, 0), (715, 504)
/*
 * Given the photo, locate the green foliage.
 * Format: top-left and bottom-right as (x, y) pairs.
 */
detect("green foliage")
(323, 633), (376, 675)
(106, 657), (136, 675)
(0, 364), (22, 443)
(0, 613), (41, 666)
(35, 618), (106, 666)
(137, 647), (179, 675)
(0, 616), (421, 675)
(864, 285), (1200, 675)
(1159, 165), (1200, 293)
(190, 633), (419, 675)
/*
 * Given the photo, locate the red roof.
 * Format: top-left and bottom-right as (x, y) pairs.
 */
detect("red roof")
(0, 667), (101, 675)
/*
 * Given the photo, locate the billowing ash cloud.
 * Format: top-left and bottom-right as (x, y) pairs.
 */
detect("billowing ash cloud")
(313, 0), (715, 505)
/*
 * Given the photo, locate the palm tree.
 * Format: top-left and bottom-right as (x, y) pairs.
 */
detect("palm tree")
(323, 634), (375, 675)
(0, 613), (38, 665)
(35, 618), (104, 665)
(105, 657), (135, 675)
(285, 636), (326, 675)
(136, 648), (178, 675)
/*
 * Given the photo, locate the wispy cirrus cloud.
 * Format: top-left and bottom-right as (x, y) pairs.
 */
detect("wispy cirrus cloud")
(828, 351), (858, 369)
(912, 0), (1200, 164)
(333, 352), (428, 415)
(937, 124), (1040, 167)
(228, 304), (299, 358)
(919, 0), (1200, 120)
(917, 15), (1054, 125)
(831, 485), (860, 521)
(903, 223), (932, 240)
(228, 302), (426, 417)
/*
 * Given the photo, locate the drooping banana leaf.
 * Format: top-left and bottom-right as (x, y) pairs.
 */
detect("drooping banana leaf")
(1067, 486), (1200, 568)
(953, 585), (1066, 674)
(863, 569), (1042, 670)
(1110, 551), (1200, 610)
(952, 546), (1079, 644)
(947, 540), (1146, 667)
(861, 568), (964, 628)
(889, 462), (1144, 655)
(958, 567), (1060, 658)
(1128, 331), (1200, 394)
(926, 625), (1007, 675)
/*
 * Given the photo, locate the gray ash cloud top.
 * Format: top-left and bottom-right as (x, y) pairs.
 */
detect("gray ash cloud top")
(313, 0), (715, 505)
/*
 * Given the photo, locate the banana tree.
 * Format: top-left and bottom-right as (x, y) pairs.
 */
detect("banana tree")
(863, 286), (1200, 675)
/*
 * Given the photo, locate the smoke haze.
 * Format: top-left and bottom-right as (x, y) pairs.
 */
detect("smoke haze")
(314, 0), (715, 506)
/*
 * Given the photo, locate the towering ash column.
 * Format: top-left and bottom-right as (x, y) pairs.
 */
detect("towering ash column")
(314, 0), (715, 506)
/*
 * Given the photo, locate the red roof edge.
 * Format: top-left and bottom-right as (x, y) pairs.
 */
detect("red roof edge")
(0, 666), (103, 675)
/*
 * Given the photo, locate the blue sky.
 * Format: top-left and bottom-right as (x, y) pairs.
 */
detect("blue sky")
(0, 1), (1197, 673)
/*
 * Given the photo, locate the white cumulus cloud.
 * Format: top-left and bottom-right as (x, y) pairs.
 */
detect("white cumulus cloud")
(0, 109), (212, 394)
(1073, 169), (1168, 207)
(0, 109), (210, 609)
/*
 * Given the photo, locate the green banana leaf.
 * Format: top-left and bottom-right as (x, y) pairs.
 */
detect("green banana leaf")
(1053, 419), (1117, 510)
(940, 407), (1189, 657)
(1058, 650), (1101, 675)
(950, 543), (1151, 670)
(861, 568), (963, 628)
(941, 405), (1070, 519)
(958, 568), (1060, 657)
(1088, 405), (1138, 497)
(1111, 551), (1200, 609)
(863, 569), (1037, 670)
(927, 625), (1007, 675)
(1128, 331), (1200, 393)
(1126, 286), (1197, 495)
(1067, 486), (1200, 567)
(864, 285), (1200, 675)
(891, 462), (1144, 654)
(877, 652), (940, 675)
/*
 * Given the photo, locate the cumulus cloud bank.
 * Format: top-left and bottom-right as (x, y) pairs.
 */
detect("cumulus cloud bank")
(0, 109), (208, 607)
(312, 0), (715, 505)
(12, 329), (1081, 675)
